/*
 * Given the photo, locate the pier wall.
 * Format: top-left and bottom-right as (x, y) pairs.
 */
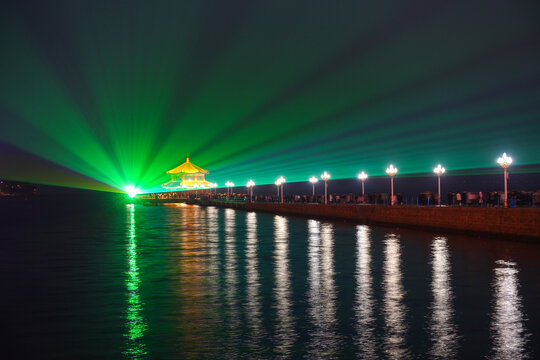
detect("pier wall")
(216, 202), (540, 239)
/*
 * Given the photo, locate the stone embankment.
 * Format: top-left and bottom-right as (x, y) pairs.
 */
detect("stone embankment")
(208, 202), (540, 239)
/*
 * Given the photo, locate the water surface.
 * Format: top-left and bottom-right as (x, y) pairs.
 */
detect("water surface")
(1, 198), (539, 359)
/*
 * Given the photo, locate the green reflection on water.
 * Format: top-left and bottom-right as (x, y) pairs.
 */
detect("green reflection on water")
(124, 204), (147, 358)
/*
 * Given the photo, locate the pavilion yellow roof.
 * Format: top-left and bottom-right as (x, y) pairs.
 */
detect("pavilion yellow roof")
(166, 157), (209, 174)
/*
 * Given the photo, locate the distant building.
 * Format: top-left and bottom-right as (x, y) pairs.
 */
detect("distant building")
(161, 157), (217, 190)
(0, 180), (37, 196)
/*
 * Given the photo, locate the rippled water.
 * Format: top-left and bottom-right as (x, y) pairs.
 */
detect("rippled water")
(1, 199), (539, 359)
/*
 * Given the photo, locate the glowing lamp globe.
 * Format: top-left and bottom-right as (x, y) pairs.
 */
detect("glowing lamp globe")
(386, 165), (398, 176)
(247, 180), (255, 188)
(497, 153), (513, 169)
(358, 171), (368, 181)
(309, 176), (318, 184)
(433, 164), (445, 175)
(321, 171), (331, 181)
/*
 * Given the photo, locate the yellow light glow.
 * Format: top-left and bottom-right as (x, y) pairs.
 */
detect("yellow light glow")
(321, 171), (331, 180)
(386, 165), (398, 176)
(433, 164), (446, 175)
(497, 153), (513, 168)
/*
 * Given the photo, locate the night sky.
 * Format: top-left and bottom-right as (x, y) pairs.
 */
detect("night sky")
(1, 0), (539, 193)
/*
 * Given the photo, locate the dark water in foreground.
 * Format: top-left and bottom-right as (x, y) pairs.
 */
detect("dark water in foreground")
(1, 198), (539, 359)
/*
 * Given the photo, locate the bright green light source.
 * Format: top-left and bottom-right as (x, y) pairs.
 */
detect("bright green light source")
(125, 185), (140, 198)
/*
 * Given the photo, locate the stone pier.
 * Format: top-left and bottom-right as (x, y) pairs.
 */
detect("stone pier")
(209, 202), (540, 240)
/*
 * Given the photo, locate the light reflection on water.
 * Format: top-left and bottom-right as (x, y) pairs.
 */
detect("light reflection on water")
(354, 225), (377, 359)
(490, 260), (529, 360)
(307, 220), (341, 359)
(382, 233), (410, 359)
(176, 204), (216, 355)
(205, 206), (222, 355)
(119, 206), (536, 359)
(273, 215), (296, 357)
(246, 212), (265, 351)
(429, 236), (459, 359)
(224, 208), (241, 352)
(123, 204), (147, 358)
(5, 199), (538, 358)
(206, 206), (220, 299)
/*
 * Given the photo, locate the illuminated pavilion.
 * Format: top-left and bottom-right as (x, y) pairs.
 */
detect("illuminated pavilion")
(161, 157), (217, 190)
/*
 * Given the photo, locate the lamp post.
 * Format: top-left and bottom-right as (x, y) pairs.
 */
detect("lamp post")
(275, 179), (281, 201)
(321, 171), (331, 205)
(357, 171), (368, 203)
(497, 153), (513, 208)
(433, 164), (445, 206)
(278, 176), (286, 203)
(386, 165), (398, 206)
(225, 181), (233, 201)
(246, 180), (255, 203)
(309, 176), (318, 198)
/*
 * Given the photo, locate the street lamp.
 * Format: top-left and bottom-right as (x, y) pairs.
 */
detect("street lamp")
(309, 176), (318, 198)
(321, 171), (331, 205)
(246, 180), (255, 203)
(497, 153), (513, 208)
(386, 165), (398, 206)
(357, 171), (368, 202)
(275, 179), (282, 201)
(225, 181), (234, 201)
(433, 164), (445, 206)
(278, 176), (286, 203)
